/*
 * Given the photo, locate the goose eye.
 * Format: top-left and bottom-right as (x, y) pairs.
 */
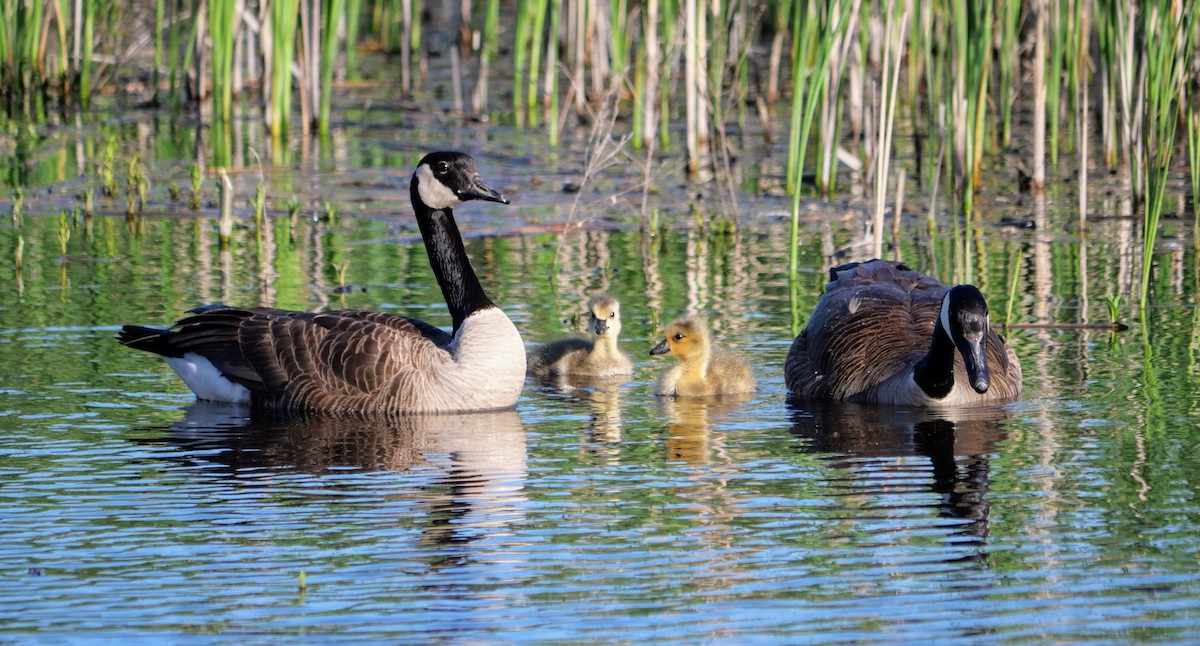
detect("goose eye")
(436, 161), (449, 173)
(609, 312), (616, 318)
(673, 333), (684, 341)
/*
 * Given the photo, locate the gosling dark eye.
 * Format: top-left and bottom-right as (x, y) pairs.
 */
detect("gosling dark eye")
(436, 161), (450, 174)
(673, 334), (684, 341)
(609, 312), (616, 318)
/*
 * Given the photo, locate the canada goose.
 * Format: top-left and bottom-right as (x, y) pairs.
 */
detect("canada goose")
(785, 259), (1022, 406)
(118, 151), (526, 414)
(527, 294), (634, 379)
(650, 316), (756, 397)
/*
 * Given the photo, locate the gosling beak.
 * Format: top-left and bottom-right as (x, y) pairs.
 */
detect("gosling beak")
(593, 318), (609, 336)
(460, 175), (510, 204)
(650, 338), (670, 355)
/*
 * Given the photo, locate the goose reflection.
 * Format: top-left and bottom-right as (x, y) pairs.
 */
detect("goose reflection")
(788, 400), (1010, 544)
(157, 402), (527, 548)
(659, 392), (754, 464)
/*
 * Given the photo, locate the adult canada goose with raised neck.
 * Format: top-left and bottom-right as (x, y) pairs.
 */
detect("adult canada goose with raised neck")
(119, 152), (526, 414)
(785, 259), (1022, 406)
(650, 317), (756, 397)
(527, 294), (634, 379)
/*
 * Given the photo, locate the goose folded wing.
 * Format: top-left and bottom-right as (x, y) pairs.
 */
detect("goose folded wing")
(323, 309), (455, 350)
(237, 311), (454, 397)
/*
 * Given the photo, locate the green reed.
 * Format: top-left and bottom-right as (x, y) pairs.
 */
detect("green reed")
(343, 0), (364, 79)
(524, 0), (549, 128)
(472, 0), (501, 114)
(319, 0), (347, 135)
(56, 211), (71, 259)
(511, 0), (533, 126)
(995, 0), (1020, 147)
(1046, 0), (1066, 164)
(189, 162), (203, 210)
(1140, 0), (1197, 307)
(1190, 109), (1200, 245)
(787, 0), (854, 287)
(166, 0), (187, 110)
(10, 187), (22, 223)
(267, 0), (299, 143)
(209, 0), (236, 123)
(950, 0), (992, 214)
(544, 0), (561, 145)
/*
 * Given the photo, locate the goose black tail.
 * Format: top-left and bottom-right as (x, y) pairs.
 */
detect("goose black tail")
(118, 325), (185, 358)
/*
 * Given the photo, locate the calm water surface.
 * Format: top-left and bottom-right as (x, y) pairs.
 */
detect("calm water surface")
(2, 114), (1200, 642)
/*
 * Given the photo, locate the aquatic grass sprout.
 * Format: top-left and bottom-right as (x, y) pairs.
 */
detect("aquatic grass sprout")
(189, 163), (203, 210)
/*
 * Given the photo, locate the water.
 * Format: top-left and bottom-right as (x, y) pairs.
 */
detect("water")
(3, 106), (1200, 641)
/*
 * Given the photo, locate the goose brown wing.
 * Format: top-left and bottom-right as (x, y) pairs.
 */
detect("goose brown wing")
(167, 308), (454, 400)
(793, 260), (946, 399)
(323, 309), (454, 349)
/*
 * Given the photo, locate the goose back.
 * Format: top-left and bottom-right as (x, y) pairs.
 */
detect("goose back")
(785, 260), (1021, 405)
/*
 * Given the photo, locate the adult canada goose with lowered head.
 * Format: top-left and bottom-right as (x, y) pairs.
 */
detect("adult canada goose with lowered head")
(785, 259), (1022, 406)
(527, 294), (634, 379)
(119, 152), (526, 414)
(650, 317), (756, 397)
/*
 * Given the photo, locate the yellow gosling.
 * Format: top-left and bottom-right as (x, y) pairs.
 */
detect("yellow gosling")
(650, 316), (755, 397)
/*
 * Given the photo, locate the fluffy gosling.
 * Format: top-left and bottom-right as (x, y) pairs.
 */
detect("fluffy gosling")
(528, 294), (634, 379)
(650, 316), (755, 397)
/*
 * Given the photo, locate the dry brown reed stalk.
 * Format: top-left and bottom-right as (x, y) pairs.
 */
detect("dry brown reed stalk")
(684, 0), (711, 178)
(552, 85), (630, 276)
(817, 0), (862, 196)
(1077, 0), (1090, 225)
(1033, 0), (1047, 193)
(640, 0), (661, 150)
(872, 0), (909, 259)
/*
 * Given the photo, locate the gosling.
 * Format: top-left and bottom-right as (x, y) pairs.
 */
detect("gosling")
(527, 294), (634, 379)
(650, 316), (756, 397)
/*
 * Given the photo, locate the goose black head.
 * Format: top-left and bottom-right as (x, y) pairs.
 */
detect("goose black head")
(412, 151), (510, 211)
(939, 285), (992, 394)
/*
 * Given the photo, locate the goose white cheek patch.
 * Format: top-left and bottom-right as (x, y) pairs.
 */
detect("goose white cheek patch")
(415, 164), (463, 210)
(940, 292), (952, 337)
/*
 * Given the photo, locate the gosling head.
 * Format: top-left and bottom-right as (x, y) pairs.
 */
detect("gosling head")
(412, 151), (510, 211)
(650, 317), (711, 363)
(938, 285), (992, 394)
(588, 294), (622, 337)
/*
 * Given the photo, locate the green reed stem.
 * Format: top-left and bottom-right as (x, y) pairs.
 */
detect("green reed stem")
(80, 0), (95, 108)
(996, 0), (1019, 147)
(269, 0), (299, 142)
(209, 0), (235, 122)
(788, 0), (853, 284)
(344, 0), (363, 78)
(1140, 0), (1195, 308)
(524, 0), (548, 128)
(512, 0), (532, 126)
(1190, 109), (1200, 246)
(319, 0), (345, 136)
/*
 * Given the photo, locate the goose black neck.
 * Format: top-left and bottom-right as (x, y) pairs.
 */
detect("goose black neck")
(413, 201), (494, 334)
(913, 322), (956, 399)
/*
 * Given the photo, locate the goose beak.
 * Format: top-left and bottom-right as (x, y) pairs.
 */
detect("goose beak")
(460, 175), (510, 204)
(959, 336), (991, 394)
(593, 318), (609, 336)
(650, 338), (670, 355)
